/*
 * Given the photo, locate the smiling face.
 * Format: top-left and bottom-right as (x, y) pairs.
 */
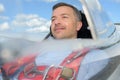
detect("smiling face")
(51, 6), (82, 39)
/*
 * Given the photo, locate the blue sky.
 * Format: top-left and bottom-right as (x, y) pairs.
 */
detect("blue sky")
(0, 0), (120, 41)
(99, 0), (120, 23)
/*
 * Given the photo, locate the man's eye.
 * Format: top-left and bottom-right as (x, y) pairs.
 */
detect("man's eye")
(63, 16), (68, 18)
(52, 18), (55, 22)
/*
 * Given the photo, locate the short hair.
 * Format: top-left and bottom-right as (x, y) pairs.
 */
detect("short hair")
(52, 2), (82, 21)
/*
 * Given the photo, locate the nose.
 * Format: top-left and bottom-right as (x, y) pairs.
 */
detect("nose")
(53, 18), (62, 24)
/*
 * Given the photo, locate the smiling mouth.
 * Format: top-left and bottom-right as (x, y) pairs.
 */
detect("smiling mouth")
(54, 27), (65, 32)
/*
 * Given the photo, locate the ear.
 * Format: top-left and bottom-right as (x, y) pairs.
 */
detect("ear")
(76, 21), (82, 31)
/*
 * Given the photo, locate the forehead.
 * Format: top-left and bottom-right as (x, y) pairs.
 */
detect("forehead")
(52, 6), (74, 15)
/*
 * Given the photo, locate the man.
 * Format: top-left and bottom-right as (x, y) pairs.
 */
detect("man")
(44, 2), (92, 40)
(35, 2), (109, 80)
(50, 2), (82, 39)
(0, 2), (109, 80)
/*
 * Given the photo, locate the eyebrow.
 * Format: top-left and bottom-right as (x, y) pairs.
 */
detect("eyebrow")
(51, 13), (70, 19)
(51, 16), (55, 20)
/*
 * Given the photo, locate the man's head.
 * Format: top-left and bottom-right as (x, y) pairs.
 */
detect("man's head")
(51, 2), (82, 39)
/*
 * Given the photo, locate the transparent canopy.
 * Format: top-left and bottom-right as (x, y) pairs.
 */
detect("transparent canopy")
(0, 0), (120, 80)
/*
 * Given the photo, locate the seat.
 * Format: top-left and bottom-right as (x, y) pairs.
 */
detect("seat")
(77, 11), (92, 39)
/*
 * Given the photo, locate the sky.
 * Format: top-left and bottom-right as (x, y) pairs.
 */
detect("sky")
(0, 0), (120, 41)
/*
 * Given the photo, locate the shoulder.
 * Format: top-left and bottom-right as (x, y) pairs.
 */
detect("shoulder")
(82, 49), (109, 64)
(77, 49), (110, 80)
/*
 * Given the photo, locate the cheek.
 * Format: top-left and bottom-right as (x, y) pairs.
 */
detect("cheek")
(50, 27), (53, 35)
(51, 24), (54, 31)
(68, 22), (77, 30)
(51, 27), (54, 34)
(65, 22), (72, 28)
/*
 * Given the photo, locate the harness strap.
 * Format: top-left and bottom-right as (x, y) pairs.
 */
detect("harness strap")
(18, 48), (89, 80)
(2, 48), (90, 80)
(40, 48), (90, 80)
(1, 54), (36, 76)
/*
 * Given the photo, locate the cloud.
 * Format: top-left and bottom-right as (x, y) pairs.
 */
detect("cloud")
(0, 16), (9, 20)
(26, 26), (49, 32)
(0, 3), (4, 13)
(0, 22), (10, 31)
(12, 14), (50, 33)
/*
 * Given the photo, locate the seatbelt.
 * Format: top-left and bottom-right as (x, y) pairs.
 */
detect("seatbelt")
(59, 48), (90, 80)
(18, 48), (90, 80)
(1, 54), (36, 77)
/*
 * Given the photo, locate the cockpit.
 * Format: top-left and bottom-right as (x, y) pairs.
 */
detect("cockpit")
(0, 0), (120, 80)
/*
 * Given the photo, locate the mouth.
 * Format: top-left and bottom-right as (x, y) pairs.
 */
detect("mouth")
(54, 27), (65, 32)
(55, 27), (65, 31)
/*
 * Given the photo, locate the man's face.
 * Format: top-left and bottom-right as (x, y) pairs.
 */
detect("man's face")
(51, 6), (82, 39)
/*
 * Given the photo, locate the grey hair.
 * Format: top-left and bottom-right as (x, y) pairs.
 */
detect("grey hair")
(52, 2), (82, 21)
